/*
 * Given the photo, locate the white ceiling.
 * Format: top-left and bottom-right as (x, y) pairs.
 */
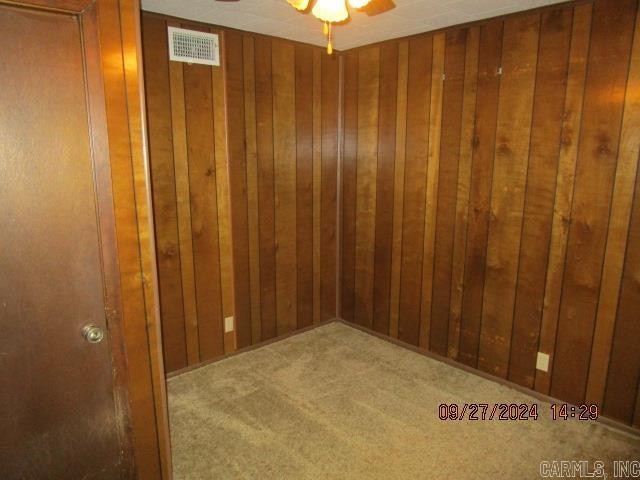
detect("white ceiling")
(141, 0), (566, 50)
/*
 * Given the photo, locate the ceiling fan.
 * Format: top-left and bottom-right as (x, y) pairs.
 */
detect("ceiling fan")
(216, 0), (396, 54)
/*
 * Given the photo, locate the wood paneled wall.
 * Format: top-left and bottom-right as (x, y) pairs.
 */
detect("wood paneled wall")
(141, 12), (339, 373)
(341, 0), (640, 427)
(142, 14), (235, 373)
(224, 31), (340, 347)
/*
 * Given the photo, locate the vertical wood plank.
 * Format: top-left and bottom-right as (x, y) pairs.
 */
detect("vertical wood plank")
(587, 7), (640, 407)
(603, 163), (640, 424)
(224, 30), (252, 348)
(354, 46), (380, 328)
(478, 13), (539, 378)
(448, 26), (479, 359)
(321, 54), (339, 321)
(508, 8), (572, 388)
(341, 51), (358, 323)
(535, 3), (592, 394)
(120, 12), (167, 477)
(389, 41), (409, 339)
(418, 33), (445, 349)
(551, 0), (637, 405)
(430, 29), (467, 355)
(122, 8), (171, 473)
(272, 40), (298, 335)
(312, 50), (322, 325)
(296, 45), (314, 328)
(183, 41), (224, 360)
(372, 43), (398, 334)
(143, 16), (188, 372)
(398, 36), (432, 345)
(243, 35), (262, 344)
(211, 29), (235, 353)
(255, 37), (277, 340)
(458, 19), (503, 368)
(167, 21), (199, 366)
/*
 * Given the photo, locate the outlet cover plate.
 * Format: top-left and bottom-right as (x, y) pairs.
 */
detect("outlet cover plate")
(536, 352), (550, 372)
(224, 316), (234, 333)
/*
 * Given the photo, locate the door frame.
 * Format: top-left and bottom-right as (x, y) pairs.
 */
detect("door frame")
(1, 0), (172, 477)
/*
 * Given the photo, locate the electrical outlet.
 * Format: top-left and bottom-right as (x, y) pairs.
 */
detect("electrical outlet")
(224, 316), (234, 333)
(536, 352), (550, 372)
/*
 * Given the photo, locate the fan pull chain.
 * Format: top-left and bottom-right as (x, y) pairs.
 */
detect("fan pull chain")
(323, 21), (333, 55)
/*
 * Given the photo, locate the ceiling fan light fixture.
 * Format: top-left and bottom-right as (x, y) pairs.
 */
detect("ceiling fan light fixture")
(284, 0), (394, 54)
(286, 0), (310, 11)
(311, 0), (349, 23)
(348, 0), (371, 8)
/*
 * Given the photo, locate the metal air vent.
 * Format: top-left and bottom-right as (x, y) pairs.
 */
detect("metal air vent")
(168, 26), (219, 66)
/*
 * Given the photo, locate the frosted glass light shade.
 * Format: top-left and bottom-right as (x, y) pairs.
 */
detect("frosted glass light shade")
(287, 0), (310, 11)
(348, 0), (371, 8)
(311, 0), (349, 23)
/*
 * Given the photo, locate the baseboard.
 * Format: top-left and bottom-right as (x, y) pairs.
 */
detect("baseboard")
(167, 318), (339, 379)
(335, 318), (640, 439)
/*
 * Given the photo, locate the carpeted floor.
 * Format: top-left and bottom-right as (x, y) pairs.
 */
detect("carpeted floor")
(168, 322), (640, 479)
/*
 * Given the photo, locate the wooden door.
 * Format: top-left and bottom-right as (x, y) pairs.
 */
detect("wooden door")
(0, 1), (134, 478)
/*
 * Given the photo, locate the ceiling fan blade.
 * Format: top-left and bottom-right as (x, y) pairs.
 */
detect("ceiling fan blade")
(287, 0), (312, 11)
(363, 0), (395, 16)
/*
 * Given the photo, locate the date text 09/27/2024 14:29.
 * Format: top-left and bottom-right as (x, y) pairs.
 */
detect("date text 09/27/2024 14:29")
(437, 403), (599, 421)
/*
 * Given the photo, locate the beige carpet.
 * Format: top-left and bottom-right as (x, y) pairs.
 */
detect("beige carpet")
(168, 322), (640, 479)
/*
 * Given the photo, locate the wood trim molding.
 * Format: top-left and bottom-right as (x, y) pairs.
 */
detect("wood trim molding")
(80, 2), (134, 474)
(117, 1), (173, 476)
(0, 0), (94, 13)
(96, 0), (172, 477)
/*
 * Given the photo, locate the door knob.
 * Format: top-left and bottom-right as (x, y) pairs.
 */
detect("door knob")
(82, 324), (105, 344)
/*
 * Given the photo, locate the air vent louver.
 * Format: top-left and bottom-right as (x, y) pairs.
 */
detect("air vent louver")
(168, 27), (220, 66)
